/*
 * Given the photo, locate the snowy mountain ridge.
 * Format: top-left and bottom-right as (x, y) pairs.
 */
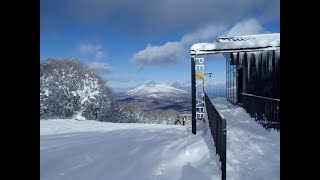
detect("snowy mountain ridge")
(125, 82), (188, 99)
(117, 82), (191, 112)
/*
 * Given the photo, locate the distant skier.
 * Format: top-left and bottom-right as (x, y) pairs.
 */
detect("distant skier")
(174, 115), (182, 125)
(182, 115), (187, 126)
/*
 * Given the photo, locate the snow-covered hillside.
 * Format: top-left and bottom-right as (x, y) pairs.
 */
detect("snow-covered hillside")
(40, 119), (221, 180)
(125, 82), (188, 99)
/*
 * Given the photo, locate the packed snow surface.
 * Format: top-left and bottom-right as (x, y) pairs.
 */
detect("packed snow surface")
(40, 119), (221, 180)
(210, 97), (280, 180)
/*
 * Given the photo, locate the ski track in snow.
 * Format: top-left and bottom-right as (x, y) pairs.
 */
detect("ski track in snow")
(40, 119), (221, 180)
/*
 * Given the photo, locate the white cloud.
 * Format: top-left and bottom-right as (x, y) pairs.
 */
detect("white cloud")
(107, 77), (134, 83)
(132, 42), (184, 70)
(95, 51), (106, 59)
(109, 85), (137, 93)
(171, 81), (191, 89)
(220, 18), (266, 37)
(181, 24), (227, 46)
(132, 18), (268, 70)
(132, 24), (228, 70)
(79, 43), (101, 55)
(79, 43), (107, 59)
(89, 62), (113, 73)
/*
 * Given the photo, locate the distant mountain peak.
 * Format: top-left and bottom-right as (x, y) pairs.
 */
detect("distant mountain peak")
(145, 81), (158, 86)
(125, 83), (188, 99)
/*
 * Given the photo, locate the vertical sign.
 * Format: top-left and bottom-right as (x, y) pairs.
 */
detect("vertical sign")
(195, 57), (205, 120)
(191, 56), (205, 135)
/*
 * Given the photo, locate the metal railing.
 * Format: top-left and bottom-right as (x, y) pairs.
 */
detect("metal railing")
(242, 93), (280, 130)
(204, 92), (226, 180)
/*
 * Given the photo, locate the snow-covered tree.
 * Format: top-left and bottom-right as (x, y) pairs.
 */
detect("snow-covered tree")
(113, 101), (181, 124)
(40, 58), (113, 121)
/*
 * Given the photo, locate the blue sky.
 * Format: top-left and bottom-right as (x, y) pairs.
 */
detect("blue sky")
(40, 0), (279, 93)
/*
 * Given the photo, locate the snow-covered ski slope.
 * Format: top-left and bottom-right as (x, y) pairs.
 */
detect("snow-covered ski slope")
(40, 119), (221, 180)
(41, 98), (280, 180)
(210, 97), (280, 180)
